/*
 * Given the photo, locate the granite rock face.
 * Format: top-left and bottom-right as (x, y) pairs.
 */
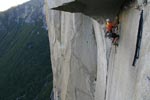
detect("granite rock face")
(45, 0), (150, 100)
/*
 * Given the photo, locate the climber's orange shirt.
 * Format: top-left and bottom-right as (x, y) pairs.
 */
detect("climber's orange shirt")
(106, 22), (113, 32)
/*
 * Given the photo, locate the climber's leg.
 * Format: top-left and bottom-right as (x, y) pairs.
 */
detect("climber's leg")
(112, 34), (119, 46)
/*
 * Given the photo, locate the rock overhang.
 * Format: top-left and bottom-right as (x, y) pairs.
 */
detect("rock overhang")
(49, 0), (130, 17)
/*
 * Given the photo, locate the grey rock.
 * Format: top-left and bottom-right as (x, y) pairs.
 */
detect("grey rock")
(45, 0), (150, 100)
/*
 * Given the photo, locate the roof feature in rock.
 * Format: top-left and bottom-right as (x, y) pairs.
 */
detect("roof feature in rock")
(50, 0), (130, 17)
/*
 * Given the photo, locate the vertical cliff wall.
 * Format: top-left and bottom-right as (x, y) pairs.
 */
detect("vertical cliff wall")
(45, 0), (150, 100)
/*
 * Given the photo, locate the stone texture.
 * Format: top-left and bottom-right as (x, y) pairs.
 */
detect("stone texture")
(135, 5), (150, 100)
(45, 0), (150, 100)
(106, 7), (141, 100)
(49, 0), (130, 17)
(45, 1), (97, 99)
(47, 0), (74, 8)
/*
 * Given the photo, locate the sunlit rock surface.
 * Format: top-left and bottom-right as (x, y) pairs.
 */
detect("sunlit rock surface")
(45, 0), (150, 99)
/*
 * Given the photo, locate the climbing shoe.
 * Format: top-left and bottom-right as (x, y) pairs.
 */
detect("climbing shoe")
(113, 42), (118, 46)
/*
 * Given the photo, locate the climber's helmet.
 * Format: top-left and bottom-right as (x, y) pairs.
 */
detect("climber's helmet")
(106, 19), (110, 22)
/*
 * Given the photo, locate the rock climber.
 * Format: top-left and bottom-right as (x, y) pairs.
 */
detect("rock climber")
(105, 18), (113, 34)
(105, 17), (119, 46)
